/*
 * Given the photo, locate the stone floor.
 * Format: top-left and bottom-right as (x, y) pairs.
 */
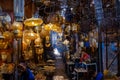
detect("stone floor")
(54, 57), (69, 80)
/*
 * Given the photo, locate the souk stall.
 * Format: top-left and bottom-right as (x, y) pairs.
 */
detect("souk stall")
(0, 13), (15, 80)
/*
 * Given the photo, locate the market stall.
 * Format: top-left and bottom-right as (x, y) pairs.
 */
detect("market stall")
(0, 12), (15, 80)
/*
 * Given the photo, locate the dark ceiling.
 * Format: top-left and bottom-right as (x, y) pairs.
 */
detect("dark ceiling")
(34, 0), (116, 32)
(0, 0), (118, 32)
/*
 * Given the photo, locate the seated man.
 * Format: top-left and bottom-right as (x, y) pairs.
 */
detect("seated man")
(80, 50), (91, 63)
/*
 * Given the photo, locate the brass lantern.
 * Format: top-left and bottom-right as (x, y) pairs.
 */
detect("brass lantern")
(52, 26), (62, 33)
(44, 23), (53, 31)
(40, 28), (50, 38)
(24, 29), (37, 40)
(44, 23), (62, 33)
(12, 21), (23, 38)
(24, 39), (31, 45)
(24, 18), (43, 27)
(3, 31), (13, 40)
(34, 37), (42, 45)
(13, 30), (23, 38)
(12, 21), (23, 30)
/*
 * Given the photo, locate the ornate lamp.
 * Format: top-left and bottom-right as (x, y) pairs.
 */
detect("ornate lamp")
(40, 26), (50, 38)
(44, 23), (62, 33)
(24, 29), (37, 40)
(23, 18), (43, 63)
(12, 21), (23, 30)
(3, 31), (13, 41)
(34, 37), (42, 45)
(13, 30), (23, 38)
(24, 18), (43, 27)
(12, 21), (23, 38)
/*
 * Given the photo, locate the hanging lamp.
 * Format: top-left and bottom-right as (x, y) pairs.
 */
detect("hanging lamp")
(24, 29), (37, 40)
(24, 18), (43, 27)
(12, 21), (23, 30)
(44, 23), (62, 33)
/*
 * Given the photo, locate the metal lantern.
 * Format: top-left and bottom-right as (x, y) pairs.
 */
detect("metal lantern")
(24, 18), (43, 27)
(24, 29), (37, 40)
(44, 23), (62, 33)
(13, 30), (23, 38)
(40, 29), (50, 38)
(34, 37), (42, 45)
(22, 40), (28, 51)
(12, 21), (23, 30)
(3, 31), (13, 40)
(24, 39), (31, 45)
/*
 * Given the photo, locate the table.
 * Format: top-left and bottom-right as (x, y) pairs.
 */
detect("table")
(83, 63), (97, 72)
(2, 73), (14, 80)
(66, 61), (74, 76)
(74, 68), (87, 80)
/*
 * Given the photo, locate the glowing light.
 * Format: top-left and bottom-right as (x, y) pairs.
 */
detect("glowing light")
(32, 22), (34, 25)
(54, 48), (60, 56)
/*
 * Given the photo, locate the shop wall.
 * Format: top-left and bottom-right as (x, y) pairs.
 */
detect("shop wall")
(0, 0), (13, 12)
(0, 0), (36, 18)
(24, 0), (36, 18)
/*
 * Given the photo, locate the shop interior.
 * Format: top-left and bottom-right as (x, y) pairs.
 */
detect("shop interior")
(0, 0), (120, 80)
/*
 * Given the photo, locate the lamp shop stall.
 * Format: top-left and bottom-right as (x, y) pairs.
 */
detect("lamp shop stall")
(0, 13), (65, 79)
